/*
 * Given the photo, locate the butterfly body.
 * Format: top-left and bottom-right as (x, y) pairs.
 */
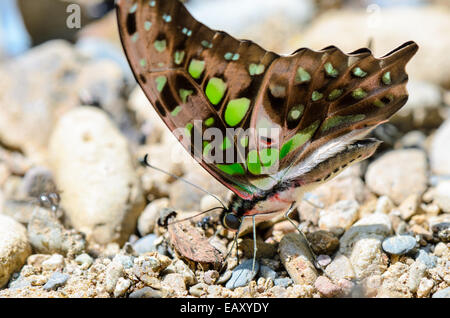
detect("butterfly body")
(117, 0), (418, 231)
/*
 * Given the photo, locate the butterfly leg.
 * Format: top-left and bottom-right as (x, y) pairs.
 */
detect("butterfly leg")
(251, 215), (258, 275)
(220, 220), (243, 272)
(284, 202), (326, 273)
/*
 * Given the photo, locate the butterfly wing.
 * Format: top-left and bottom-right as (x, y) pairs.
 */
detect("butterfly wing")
(117, 0), (418, 200)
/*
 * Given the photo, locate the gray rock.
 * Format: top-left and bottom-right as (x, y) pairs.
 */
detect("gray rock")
(365, 149), (428, 205)
(432, 287), (450, 298)
(430, 118), (450, 175)
(382, 235), (417, 255)
(259, 265), (277, 281)
(225, 259), (259, 290)
(129, 287), (162, 298)
(132, 234), (157, 255)
(27, 206), (85, 256)
(274, 277), (293, 288)
(43, 272), (69, 291)
(416, 249), (437, 269)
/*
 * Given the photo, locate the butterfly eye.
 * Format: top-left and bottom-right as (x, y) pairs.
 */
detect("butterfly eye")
(222, 213), (241, 231)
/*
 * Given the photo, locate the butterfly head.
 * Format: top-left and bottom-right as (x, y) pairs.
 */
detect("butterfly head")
(220, 209), (242, 231)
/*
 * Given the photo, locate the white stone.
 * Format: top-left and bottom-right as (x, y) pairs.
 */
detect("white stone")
(49, 107), (145, 245)
(42, 254), (65, 271)
(318, 200), (359, 230)
(137, 198), (169, 236)
(430, 118), (450, 175)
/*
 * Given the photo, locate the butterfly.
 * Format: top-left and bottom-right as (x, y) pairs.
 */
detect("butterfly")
(116, 0), (418, 235)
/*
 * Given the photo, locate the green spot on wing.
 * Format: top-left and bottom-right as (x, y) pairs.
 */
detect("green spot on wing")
(382, 71), (391, 85)
(217, 163), (245, 175)
(221, 137), (232, 150)
(129, 3), (138, 13)
(139, 59), (147, 67)
(279, 121), (319, 159)
(174, 51), (185, 65)
(232, 53), (240, 61)
(188, 59), (205, 79)
(259, 148), (279, 168)
(179, 89), (193, 103)
(224, 98), (251, 127)
(171, 106), (182, 117)
(247, 150), (262, 175)
(144, 21), (152, 31)
(155, 76), (167, 92)
(203, 142), (212, 157)
(204, 117), (215, 127)
(249, 63), (265, 76)
(201, 40), (212, 48)
(324, 62), (339, 77)
(295, 67), (311, 84)
(240, 136), (249, 147)
(328, 89), (343, 101)
(312, 91), (323, 101)
(154, 40), (166, 53)
(373, 98), (385, 108)
(224, 52), (233, 60)
(352, 88), (368, 99)
(205, 78), (227, 105)
(185, 123), (193, 137)
(352, 67), (367, 77)
(321, 114), (366, 132)
(288, 104), (304, 122)
(131, 33), (139, 42)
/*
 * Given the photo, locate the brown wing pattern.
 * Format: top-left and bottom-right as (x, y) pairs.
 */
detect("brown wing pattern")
(117, 0), (418, 199)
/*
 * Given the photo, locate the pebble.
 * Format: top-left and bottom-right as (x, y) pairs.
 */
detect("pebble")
(203, 270), (219, 285)
(432, 181), (450, 213)
(0, 215), (31, 288)
(365, 149), (428, 205)
(129, 287), (162, 298)
(113, 254), (134, 269)
(374, 196), (395, 215)
(314, 276), (342, 298)
(189, 283), (208, 297)
(316, 255), (332, 267)
(274, 277), (293, 288)
(19, 166), (57, 198)
(162, 273), (186, 292)
(433, 242), (448, 257)
(407, 260), (427, 293)
(417, 278), (434, 298)
(137, 198), (169, 236)
(42, 254), (65, 271)
(259, 265), (277, 281)
(75, 253), (93, 269)
(2, 200), (38, 224)
(279, 233), (317, 285)
(43, 272), (69, 291)
(382, 235), (417, 255)
(416, 249), (437, 269)
(113, 278), (131, 297)
(430, 118), (450, 175)
(105, 261), (124, 293)
(399, 195), (420, 221)
(432, 287), (450, 298)
(324, 254), (355, 281)
(27, 207), (86, 256)
(132, 234), (158, 255)
(48, 107), (145, 245)
(306, 230), (339, 255)
(318, 200), (359, 230)
(225, 259), (260, 290)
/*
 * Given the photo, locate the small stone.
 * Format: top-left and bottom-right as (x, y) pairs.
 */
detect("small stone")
(203, 270), (219, 285)
(382, 235), (417, 255)
(430, 118), (450, 175)
(306, 230), (339, 255)
(417, 278), (434, 298)
(132, 234), (157, 255)
(113, 278), (131, 297)
(0, 215), (31, 288)
(317, 254), (332, 267)
(279, 233), (317, 285)
(433, 242), (448, 257)
(274, 277), (293, 288)
(259, 265), (277, 281)
(314, 276), (342, 298)
(416, 249), (437, 269)
(325, 254), (355, 281)
(432, 181), (450, 213)
(374, 196), (395, 215)
(189, 283), (208, 297)
(75, 253), (93, 269)
(432, 287), (450, 298)
(113, 254), (134, 269)
(399, 195), (420, 220)
(137, 198), (169, 236)
(42, 254), (65, 271)
(105, 261), (124, 293)
(318, 200), (359, 230)
(225, 259), (259, 290)
(162, 273), (186, 292)
(365, 149), (428, 205)
(407, 260), (427, 293)
(129, 287), (162, 298)
(43, 272), (69, 291)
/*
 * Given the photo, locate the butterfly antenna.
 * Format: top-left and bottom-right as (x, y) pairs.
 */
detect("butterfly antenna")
(165, 206), (224, 227)
(141, 154), (227, 210)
